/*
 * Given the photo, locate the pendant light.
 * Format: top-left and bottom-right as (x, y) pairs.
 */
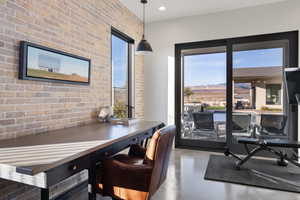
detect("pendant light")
(136, 0), (153, 55)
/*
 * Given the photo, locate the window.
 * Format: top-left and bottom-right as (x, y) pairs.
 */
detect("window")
(266, 84), (281, 105)
(232, 44), (285, 110)
(111, 28), (134, 118)
(233, 48), (283, 68)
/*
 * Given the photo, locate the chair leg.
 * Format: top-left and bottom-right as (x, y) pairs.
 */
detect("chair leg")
(41, 188), (49, 200)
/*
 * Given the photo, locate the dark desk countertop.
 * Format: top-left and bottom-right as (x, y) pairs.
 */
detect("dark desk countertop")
(0, 121), (163, 176)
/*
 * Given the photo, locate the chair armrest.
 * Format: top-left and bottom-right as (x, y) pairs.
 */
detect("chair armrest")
(129, 144), (146, 158)
(102, 159), (153, 192)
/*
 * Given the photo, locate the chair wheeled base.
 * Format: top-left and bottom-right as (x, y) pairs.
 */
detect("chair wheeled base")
(224, 138), (300, 170)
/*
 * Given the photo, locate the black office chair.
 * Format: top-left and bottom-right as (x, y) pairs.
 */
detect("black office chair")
(256, 114), (287, 139)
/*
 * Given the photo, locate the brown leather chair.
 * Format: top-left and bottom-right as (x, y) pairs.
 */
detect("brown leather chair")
(96, 125), (176, 200)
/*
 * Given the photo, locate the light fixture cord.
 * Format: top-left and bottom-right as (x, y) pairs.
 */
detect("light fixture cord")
(143, 1), (145, 39)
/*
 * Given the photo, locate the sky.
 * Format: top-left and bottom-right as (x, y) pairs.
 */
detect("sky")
(27, 46), (89, 78)
(112, 35), (128, 88)
(184, 48), (283, 86)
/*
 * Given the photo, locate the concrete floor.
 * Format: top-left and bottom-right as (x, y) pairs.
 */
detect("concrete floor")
(93, 148), (300, 200)
(150, 148), (300, 200)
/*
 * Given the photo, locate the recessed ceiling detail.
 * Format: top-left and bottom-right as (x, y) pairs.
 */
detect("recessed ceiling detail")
(121, 0), (289, 22)
(158, 6), (166, 11)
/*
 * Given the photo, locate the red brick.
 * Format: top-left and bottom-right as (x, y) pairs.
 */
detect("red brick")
(0, 119), (15, 126)
(5, 111), (25, 118)
(5, 84), (24, 91)
(5, 124), (24, 132)
(25, 122), (42, 129)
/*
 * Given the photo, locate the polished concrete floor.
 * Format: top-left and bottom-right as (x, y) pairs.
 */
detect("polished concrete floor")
(73, 148), (300, 200)
(151, 148), (300, 200)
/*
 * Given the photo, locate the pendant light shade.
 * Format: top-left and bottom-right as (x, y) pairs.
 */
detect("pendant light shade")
(136, 0), (153, 55)
(136, 35), (153, 54)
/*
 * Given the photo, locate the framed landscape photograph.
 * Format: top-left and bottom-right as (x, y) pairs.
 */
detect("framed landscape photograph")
(19, 41), (91, 85)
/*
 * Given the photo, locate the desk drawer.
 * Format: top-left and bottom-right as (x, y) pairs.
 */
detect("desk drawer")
(94, 137), (139, 160)
(138, 130), (152, 141)
(46, 155), (90, 187)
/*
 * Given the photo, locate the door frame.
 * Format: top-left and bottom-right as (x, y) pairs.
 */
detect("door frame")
(175, 30), (298, 152)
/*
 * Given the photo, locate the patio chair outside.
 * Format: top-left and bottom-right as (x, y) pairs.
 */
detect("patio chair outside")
(186, 107), (194, 121)
(192, 112), (216, 137)
(256, 114), (287, 139)
(184, 105), (200, 121)
(216, 112), (253, 139)
(181, 114), (194, 138)
(232, 113), (253, 138)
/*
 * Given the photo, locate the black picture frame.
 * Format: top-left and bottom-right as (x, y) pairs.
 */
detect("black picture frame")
(19, 41), (91, 85)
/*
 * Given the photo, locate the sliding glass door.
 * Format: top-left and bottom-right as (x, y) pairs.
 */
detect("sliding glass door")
(175, 31), (298, 152)
(181, 46), (227, 149)
(231, 41), (287, 143)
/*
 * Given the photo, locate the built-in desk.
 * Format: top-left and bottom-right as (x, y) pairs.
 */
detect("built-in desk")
(0, 121), (164, 200)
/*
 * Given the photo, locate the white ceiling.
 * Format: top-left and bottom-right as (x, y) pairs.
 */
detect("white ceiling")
(121, 0), (289, 23)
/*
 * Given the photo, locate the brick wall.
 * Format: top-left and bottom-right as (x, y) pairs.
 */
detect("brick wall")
(0, 0), (144, 139)
(0, 0), (144, 199)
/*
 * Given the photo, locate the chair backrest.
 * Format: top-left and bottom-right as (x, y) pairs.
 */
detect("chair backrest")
(232, 113), (251, 133)
(192, 112), (214, 130)
(144, 125), (176, 197)
(183, 107), (194, 121)
(260, 114), (287, 135)
(186, 108), (194, 121)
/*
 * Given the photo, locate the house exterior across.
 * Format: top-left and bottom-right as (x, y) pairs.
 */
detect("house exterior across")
(233, 66), (283, 111)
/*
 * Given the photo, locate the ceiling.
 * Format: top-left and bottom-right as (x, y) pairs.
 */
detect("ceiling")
(120, 0), (289, 23)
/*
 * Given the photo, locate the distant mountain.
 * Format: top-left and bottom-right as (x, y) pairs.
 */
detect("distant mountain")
(187, 83), (250, 90)
(235, 83), (251, 89)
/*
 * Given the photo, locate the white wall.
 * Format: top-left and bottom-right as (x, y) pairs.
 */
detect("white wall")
(144, 0), (300, 125)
